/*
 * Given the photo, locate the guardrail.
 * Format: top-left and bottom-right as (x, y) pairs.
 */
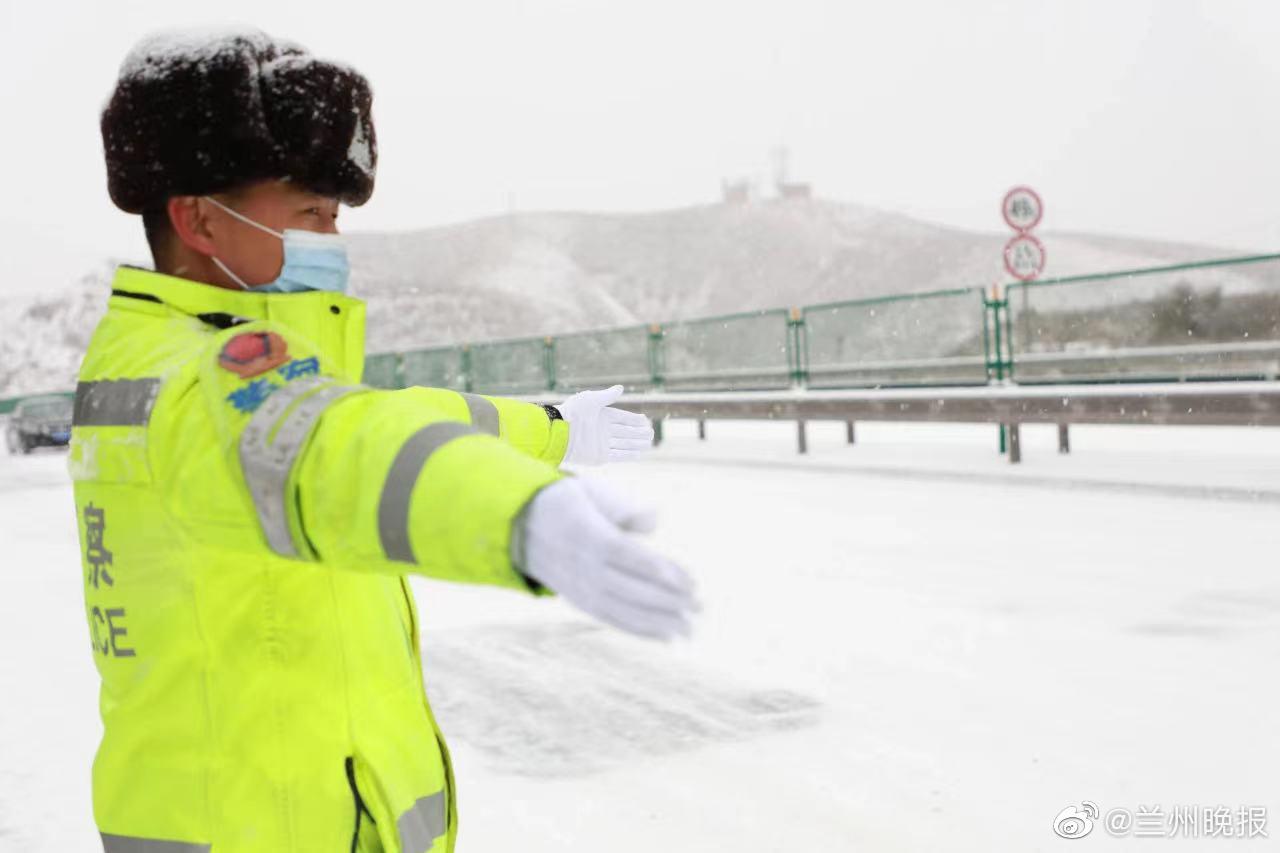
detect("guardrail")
(516, 382), (1280, 463)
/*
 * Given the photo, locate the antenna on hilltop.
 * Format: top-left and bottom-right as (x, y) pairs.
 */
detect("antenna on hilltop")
(770, 145), (812, 201)
(771, 145), (790, 189)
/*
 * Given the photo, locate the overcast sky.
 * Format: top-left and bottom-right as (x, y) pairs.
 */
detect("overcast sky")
(3, 0), (1280, 295)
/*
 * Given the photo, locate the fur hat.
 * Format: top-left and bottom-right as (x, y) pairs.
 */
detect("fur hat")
(101, 27), (377, 214)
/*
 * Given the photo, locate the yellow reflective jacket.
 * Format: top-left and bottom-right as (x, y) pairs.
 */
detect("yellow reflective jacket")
(70, 265), (569, 853)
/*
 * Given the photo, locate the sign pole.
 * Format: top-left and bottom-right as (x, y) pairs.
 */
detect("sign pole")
(997, 186), (1045, 454)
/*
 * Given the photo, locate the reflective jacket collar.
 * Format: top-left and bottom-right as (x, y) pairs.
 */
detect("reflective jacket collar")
(110, 265), (368, 383)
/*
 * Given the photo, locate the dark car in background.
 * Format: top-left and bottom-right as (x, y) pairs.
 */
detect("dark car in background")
(6, 395), (74, 455)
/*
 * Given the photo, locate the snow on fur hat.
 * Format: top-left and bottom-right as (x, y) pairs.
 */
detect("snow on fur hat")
(101, 27), (377, 214)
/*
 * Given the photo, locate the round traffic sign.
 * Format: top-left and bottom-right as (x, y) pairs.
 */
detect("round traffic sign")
(1004, 233), (1046, 281)
(1002, 186), (1043, 232)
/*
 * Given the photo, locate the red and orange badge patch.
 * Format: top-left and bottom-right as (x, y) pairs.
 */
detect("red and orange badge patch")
(219, 332), (290, 379)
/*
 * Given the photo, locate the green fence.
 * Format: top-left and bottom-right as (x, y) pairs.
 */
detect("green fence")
(5, 253), (1280, 418)
(362, 352), (402, 390)
(552, 324), (657, 393)
(0, 391), (74, 417)
(468, 336), (552, 395)
(661, 308), (796, 391)
(1003, 254), (1280, 384)
(803, 287), (990, 388)
(402, 345), (468, 391)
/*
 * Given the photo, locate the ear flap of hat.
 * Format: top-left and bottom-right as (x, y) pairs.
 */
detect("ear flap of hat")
(260, 55), (377, 206)
(101, 28), (377, 214)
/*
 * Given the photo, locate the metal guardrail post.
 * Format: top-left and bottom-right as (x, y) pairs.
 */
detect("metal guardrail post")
(1007, 423), (1022, 464)
(544, 337), (557, 392)
(647, 323), (665, 443)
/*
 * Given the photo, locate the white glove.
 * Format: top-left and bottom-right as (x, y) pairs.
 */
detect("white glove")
(513, 475), (700, 641)
(556, 384), (654, 466)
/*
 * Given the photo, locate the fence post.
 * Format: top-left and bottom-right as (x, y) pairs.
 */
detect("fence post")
(987, 284), (1009, 383)
(987, 284), (1009, 455)
(393, 353), (406, 389)
(787, 307), (808, 388)
(1004, 285), (1019, 383)
(647, 323), (665, 390)
(461, 345), (473, 393)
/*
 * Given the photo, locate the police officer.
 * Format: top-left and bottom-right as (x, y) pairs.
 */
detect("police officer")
(76, 27), (699, 853)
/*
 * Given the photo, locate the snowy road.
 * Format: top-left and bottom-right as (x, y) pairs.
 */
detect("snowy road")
(2, 419), (1278, 851)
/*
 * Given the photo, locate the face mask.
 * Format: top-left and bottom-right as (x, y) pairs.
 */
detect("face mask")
(202, 195), (350, 294)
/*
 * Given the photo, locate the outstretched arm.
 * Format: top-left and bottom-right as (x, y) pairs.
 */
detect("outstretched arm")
(401, 384), (655, 468)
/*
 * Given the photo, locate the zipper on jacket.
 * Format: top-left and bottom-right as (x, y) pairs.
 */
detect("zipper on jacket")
(109, 287), (251, 330)
(195, 311), (252, 329)
(437, 731), (456, 834)
(345, 755), (377, 852)
(399, 576), (420, 664)
(109, 287), (163, 304)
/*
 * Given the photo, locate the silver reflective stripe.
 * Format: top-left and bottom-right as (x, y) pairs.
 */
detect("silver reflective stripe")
(74, 378), (161, 427)
(100, 833), (210, 853)
(239, 377), (363, 558)
(459, 392), (499, 436)
(397, 790), (447, 853)
(378, 422), (477, 563)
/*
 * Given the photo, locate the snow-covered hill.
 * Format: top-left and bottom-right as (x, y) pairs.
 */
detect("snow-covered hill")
(0, 198), (1258, 397)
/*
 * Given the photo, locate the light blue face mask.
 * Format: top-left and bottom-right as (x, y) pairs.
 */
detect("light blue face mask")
(203, 195), (350, 294)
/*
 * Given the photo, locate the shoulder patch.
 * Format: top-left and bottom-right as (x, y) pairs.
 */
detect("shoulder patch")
(220, 332), (290, 378)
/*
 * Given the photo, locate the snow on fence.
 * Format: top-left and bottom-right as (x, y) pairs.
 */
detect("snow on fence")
(349, 252), (1280, 396)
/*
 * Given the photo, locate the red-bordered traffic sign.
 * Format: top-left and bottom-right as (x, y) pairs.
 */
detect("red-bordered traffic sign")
(1004, 233), (1046, 281)
(1002, 186), (1043, 232)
